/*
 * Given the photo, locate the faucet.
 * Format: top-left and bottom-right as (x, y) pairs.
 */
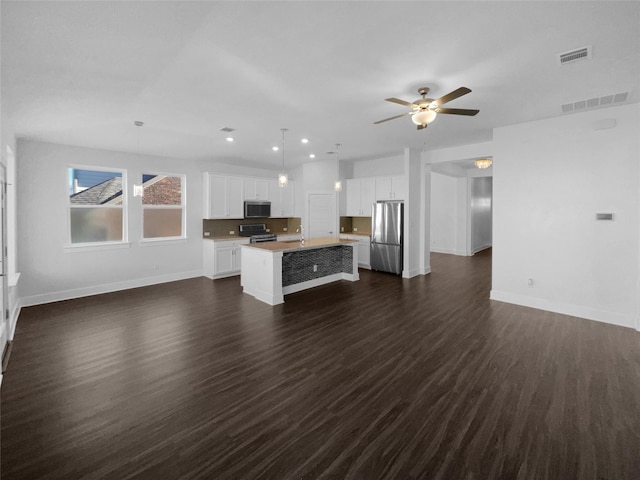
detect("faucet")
(296, 225), (304, 245)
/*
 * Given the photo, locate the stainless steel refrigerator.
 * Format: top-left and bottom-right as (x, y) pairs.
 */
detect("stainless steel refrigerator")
(370, 201), (403, 274)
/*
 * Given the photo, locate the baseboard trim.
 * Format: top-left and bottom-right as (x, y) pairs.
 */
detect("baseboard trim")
(472, 244), (492, 254)
(20, 270), (204, 307)
(490, 290), (636, 330)
(9, 300), (21, 341)
(2, 340), (13, 373)
(430, 247), (470, 256)
(282, 272), (357, 296)
(419, 265), (432, 275)
(402, 268), (422, 279)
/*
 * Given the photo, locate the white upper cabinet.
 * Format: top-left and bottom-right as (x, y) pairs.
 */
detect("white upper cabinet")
(204, 174), (244, 219)
(376, 175), (405, 201)
(243, 178), (270, 200)
(346, 178), (376, 216)
(269, 179), (295, 217)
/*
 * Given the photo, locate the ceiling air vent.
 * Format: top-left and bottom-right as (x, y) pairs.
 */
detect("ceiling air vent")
(557, 46), (592, 65)
(561, 91), (629, 114)
(220, 127), (235, 132)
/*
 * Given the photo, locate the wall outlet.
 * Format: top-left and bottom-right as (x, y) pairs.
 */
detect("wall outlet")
(341, 226), (344, 232)
(204, 232), (211, 237)
(266, 228), (270, 232)
(283, 227), (288, 232)
(353, 227), (358, 232)
(528, 278), (534, 287)
(313, 264), (318, 272)
(229, 231), (235, 235)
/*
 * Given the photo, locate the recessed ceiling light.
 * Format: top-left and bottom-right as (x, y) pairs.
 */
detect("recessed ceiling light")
(309, 153), (315, 158)
(272, 146), (279, 151)
(301, 138), (309, 144)
(226, 137), (234, 142)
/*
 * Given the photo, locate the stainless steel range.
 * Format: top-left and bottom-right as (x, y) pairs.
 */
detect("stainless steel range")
(239, 224), (277, 243)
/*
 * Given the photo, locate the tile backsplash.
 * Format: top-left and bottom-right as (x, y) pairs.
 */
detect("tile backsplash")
(204, 217), (368, 238)
(340, 216), (371, 235)
(203, 218), (301, 237)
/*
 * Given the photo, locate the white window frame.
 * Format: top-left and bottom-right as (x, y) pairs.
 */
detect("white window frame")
(66, 165), (128, 249)
(139, 171), (186, 243)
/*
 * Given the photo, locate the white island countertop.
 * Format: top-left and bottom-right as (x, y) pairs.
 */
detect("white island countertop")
(240, 237), (359, 305)
(243, 236), (357, 253)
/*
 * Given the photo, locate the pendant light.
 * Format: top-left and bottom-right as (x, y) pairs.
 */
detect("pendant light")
(333, 143), (342, 192)
(278, 128), (288, 187)
(133, 121), (144, 197)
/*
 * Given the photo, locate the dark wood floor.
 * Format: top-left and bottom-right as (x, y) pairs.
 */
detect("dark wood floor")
(2, 250), (640, 479)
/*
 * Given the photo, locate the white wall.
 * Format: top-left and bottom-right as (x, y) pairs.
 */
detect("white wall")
(491, 103), (640, 329)
(430, 172), (458, 254)
(352, 154), (403, 178)
(17, 140), (204, 305)
(429, 141), (494, 164)
(403, 148), (422, 278)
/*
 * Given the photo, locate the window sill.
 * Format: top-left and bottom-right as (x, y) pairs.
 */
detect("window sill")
(64, 242), (132, 253)
(139, 238), (187, 247)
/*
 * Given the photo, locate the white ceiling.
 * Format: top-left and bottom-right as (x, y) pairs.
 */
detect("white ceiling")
(2, 1), (639, 171)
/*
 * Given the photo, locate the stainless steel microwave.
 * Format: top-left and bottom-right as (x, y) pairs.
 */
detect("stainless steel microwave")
(244, 200), (271, 218)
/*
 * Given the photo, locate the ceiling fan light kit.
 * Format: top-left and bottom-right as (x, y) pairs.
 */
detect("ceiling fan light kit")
(375, 86), (479, 130)
(411, 110), (437, 126)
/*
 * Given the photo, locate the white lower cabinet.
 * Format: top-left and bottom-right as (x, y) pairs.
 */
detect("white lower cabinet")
(203, 238), (250, 279)
(339, 234), (371, 269)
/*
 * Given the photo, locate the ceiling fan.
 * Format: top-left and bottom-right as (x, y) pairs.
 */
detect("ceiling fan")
(374, 86), (479, 130)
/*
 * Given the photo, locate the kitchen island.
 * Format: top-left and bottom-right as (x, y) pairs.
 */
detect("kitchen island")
(240, 237), (359, 305)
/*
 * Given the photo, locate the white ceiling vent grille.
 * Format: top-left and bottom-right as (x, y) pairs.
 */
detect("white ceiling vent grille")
(557, 46), (592, 65)
(220, 127), (235, 132)
(561, 92), (629, 114)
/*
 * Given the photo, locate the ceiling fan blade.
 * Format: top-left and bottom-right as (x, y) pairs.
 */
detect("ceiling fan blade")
(431, 87), (471, 106)
(434, 107), (479, 116)
(385, 97), (416, 108)
(373, 112), (410, 124)
(417, 123), (427, 130)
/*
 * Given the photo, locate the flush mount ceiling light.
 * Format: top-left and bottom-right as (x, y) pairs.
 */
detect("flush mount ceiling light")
(278, 128), (288, 188)
(301, 138), (309, 144)
(309, 154), (315, 159)
(475, 158), (492, 169)
(272, 146), (279, 151)
(225, 137), (234, 142)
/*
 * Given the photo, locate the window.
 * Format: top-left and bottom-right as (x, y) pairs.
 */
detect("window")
(141, 173), (185, 239)
(68, 167), (126, 244)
